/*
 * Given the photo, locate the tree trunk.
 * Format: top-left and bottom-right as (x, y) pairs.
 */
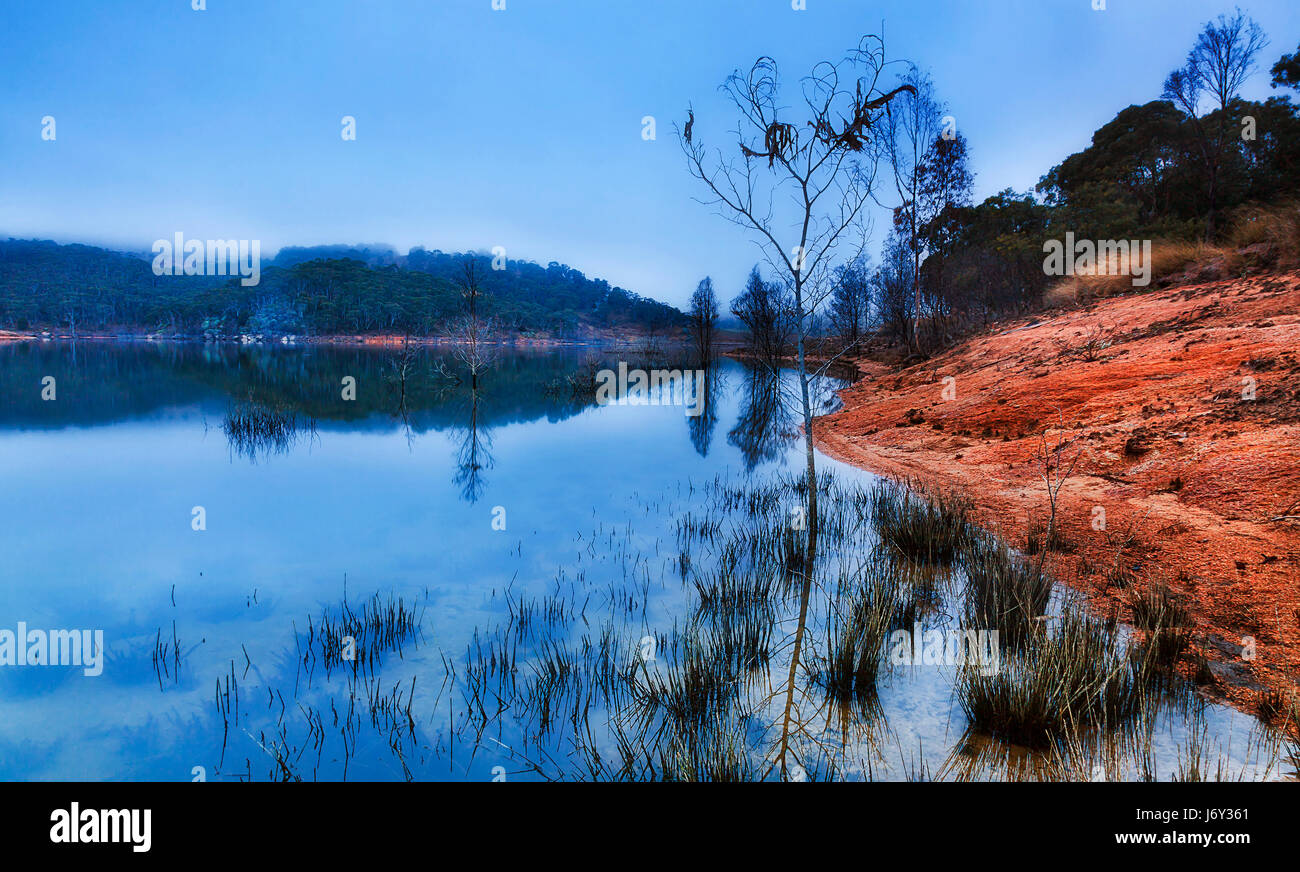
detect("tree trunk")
(776, 286), (820, 780)
(794, 288), (819, 559)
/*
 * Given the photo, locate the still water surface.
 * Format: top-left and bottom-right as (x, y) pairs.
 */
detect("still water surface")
(0, 342), (1280, 780)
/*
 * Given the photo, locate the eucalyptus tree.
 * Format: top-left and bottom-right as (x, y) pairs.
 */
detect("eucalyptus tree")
(879, 64), (943, 351)
(828, 256), (872, 349)
(1272, 42), (1300, 91)
(1163, 9), (1268, 239)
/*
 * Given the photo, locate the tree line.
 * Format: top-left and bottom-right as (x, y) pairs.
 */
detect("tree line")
(0, 240), (685, 338)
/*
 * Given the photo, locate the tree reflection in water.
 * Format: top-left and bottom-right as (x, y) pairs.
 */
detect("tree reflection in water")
(727, 362), (795, 471)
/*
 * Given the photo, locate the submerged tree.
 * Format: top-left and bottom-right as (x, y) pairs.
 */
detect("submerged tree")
(679, 34), (912, 778)
(387, 335), (424, 450)
(449, 257), (498, 500)
(451, 258), (497, 385)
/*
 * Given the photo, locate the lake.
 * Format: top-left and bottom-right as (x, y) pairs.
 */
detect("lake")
(0, 341), (1283, 781)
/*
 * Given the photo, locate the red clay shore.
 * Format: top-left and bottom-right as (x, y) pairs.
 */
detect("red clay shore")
(815, 271), (1300, 716)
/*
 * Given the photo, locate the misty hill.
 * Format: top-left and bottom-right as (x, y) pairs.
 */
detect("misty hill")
(0, 239), (685, 339)
(269, 244), (403, 269)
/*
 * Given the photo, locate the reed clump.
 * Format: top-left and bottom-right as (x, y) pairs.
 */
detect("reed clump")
(1127, 583), (1192, 671)
(961, 536), (1053, 651)
(691, 560), (778, 617)
(958, 604), (1147, 749)
(303, 591), (424, 677)
(223, 403), (314, 460)
(869, 479), (975, 565)
(1025, 515), (1072, 555)
(818, 564), (899, 703)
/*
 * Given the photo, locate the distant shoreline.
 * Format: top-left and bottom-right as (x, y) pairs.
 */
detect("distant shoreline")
(0, 329), (701, 351)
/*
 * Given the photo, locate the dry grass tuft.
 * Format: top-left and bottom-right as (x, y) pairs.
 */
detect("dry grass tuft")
(1229, 201), (1300, 268)
(1043, 240), (1243, 305)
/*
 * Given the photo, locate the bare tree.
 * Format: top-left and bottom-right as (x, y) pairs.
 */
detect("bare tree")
(1163, 9), (1269, 239)
(388, 335), (419, 408)
(680, 35), (909, 551)
(679, 34), (911, 779)
(451, 258), (497, 386)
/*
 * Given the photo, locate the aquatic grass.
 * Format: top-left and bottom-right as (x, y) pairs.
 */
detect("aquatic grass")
(692, 607), (773, 681)
(301, 591), (424, 678)
(507, 589), (577, 642)
(458, 627), (520, 730)
(957, 604), (1147, 749)
(961, 536), (1054, 650)
(634, 633), (747, 730)
(1285, 698), (1300, 776)
(222, 402), (315, 461)
(886, 559), (951, 632)
(596, 688), (760, 782)
(654, 712), (759, 782)
(869, 479), (975, 565)
(1040, 714), (1160, 782)
(690, 555), (778, 616)
(1128, 583), (1191, 634)
(1190, 644), (1216, 686)
(1025, 514), (1072, 555)
(150, 620), (183, 689)
(1256, 688), (1287, 722)
(218, 460), (1275, 782)
(1127, 583), (1192, 673)
(818, 563), (899, 704)
(1171, 704), (1233, 782)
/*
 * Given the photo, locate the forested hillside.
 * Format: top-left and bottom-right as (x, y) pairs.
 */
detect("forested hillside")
(822, 28), (1300, 353)
(0, 240), (685, 338)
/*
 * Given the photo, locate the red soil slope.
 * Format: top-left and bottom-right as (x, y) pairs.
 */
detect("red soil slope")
(817, 271), (1300, 714)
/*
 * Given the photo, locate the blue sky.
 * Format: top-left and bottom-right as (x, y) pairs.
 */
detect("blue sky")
(1, 0), (1294, 308)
